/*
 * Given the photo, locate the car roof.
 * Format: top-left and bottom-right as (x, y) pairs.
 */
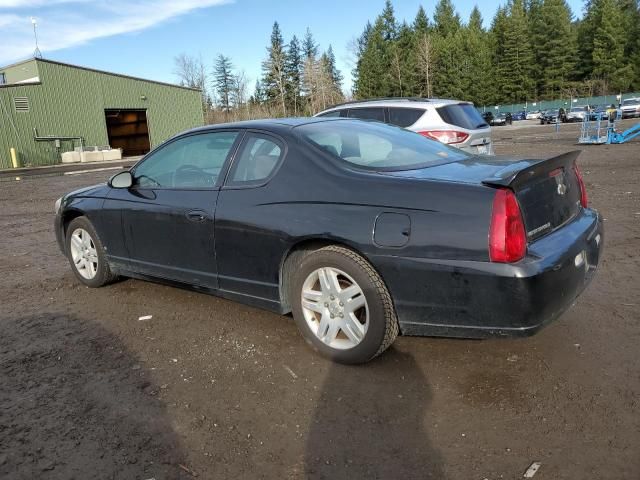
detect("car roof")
(176, 117), (377, 137)
(316, 97), (463, 113)
(185, 117), (339, 132)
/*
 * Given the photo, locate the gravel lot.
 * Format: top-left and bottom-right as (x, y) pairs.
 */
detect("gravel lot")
(1, 120), (638, 479)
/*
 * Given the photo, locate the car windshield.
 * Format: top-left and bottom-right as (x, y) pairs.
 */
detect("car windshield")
(296, 120), (470, 171)
(571, 107), (584, 112)
(622, 99), (640, 106)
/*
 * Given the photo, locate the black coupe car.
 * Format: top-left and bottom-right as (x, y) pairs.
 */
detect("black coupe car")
(54, 118), (603, 364)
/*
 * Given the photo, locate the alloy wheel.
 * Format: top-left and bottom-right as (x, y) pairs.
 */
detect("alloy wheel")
(69, 228), (98, 280)
(300, 267), (369, 349)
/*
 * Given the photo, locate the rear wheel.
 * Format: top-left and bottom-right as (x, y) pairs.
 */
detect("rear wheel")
(290, 246), (398, 364)
(65, 216), (115, 288)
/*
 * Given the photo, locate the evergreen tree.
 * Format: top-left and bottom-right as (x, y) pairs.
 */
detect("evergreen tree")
(413, 5), (429, 34)
(285, 35), (303, 115)
(490, 5), (510, 104)
(354, 17), (387, 98)
(261, 21), (288, 115)
(380, 0), (398, 41)
(498, 0), (535, 102)
(352, 21), (373, 97)
(468, 5), (483, 30)
(433, 0), (461, 37)
(432, 0), (464, 98)
(619, 0), (640, 89)
(213, 54), (234, 113)
(537, 0), (576, 98)
(432, 30), (466, 99)
(576, 1), (597, 78)
(252, 79), (265, 104)
(379, 1), (400, 94)
(325, 45), (343, 93)
(302, 27), (318, 60)
(527, 0), (546, 96)
(591, 0), (634, 91)
(463, 6), (494, 106)
(391, 21), (416, 96)
(413, 7), (433, 96)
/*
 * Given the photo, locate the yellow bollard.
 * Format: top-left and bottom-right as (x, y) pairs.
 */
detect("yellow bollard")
(10, 148), (19, 169)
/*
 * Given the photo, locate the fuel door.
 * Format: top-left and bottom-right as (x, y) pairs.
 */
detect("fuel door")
(373, 212), (411, 248)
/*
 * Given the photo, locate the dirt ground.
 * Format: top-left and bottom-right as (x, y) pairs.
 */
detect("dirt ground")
(1, 120), (638, 479)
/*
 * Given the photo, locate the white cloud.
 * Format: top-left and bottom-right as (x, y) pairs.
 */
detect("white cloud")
(0, 0), (230, 64)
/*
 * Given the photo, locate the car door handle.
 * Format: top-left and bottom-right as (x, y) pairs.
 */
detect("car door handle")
(186, 210), (207, 222)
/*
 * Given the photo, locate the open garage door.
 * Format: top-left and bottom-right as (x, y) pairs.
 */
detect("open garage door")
(105, 109), (151, 156)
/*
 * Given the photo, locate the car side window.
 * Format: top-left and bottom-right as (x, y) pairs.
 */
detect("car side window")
(227, 133), (283, 185)
(133, 131), (238, 189)
(387, 107), (425, 127)
(347, 107), (385, 122)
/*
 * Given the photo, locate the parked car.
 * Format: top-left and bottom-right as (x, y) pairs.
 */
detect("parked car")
(620, 98), (640, 118)
(526, 110), (541, 120)
(540, 108), (566, 124)
(492, 112), (508, 126)
(54, 118), (602, 364)
(589, 105), (609, 121)
(566, 106), (589, 123)
(511, 110), (527, 121)
(315, 98), (493, 155)
(540, 109), (557, 124)
(481, 111), (494, 124)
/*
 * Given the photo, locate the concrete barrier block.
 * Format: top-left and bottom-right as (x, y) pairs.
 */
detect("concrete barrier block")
(61, 151), (81, 163)
(101, 149), (122, 161)
(80, 151), (104, 163)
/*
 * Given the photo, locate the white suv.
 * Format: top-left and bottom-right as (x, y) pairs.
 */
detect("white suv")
(621, 98), (640, 118)
(315, 98), (493, 155)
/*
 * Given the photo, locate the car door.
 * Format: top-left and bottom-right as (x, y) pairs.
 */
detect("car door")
(214, 131), (286, 302)
(105, 130), (242, 287)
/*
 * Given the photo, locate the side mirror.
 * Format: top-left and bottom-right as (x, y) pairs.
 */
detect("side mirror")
(109, 170), (133, 189)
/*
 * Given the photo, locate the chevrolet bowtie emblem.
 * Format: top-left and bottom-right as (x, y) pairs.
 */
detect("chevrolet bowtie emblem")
(557, 182), (567, 195)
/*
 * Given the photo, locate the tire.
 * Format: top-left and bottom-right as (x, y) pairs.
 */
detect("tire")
(290, 245), (398, 364)
(65, 216), (116, 288)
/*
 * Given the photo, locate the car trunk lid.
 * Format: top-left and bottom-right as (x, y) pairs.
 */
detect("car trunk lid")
(384, 151), (584, 241)
(482, 151), (582, 241)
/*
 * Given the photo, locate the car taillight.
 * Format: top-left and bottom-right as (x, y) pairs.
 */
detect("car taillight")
(489, 188), (526, 263)
(418, 130), (469, 144)
(573, 163), (588, 208)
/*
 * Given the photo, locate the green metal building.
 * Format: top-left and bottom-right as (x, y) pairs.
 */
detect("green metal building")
(0, 58), (203, 169)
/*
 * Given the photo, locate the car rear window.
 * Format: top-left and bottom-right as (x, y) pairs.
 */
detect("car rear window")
(436, 103), (488, 130)
(296, 120), (469, 171)
(347, 107), (385, 122)
(387, 107), (425, 127)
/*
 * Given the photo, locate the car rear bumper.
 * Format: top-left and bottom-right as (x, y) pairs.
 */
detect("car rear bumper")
(371, 208), (603, 338)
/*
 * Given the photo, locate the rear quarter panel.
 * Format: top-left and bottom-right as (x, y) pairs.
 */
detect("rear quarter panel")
(214, 134), (495, 305)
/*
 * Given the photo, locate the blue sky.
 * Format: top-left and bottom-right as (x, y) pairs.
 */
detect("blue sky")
(1, 0), (586, 93)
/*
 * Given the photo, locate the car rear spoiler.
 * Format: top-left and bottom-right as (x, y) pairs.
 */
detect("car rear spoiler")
(481, 151), (581, 189)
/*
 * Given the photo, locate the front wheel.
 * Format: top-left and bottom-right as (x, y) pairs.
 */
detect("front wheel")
(290, 246), (398, 364)
(65, 216), (116, 287)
